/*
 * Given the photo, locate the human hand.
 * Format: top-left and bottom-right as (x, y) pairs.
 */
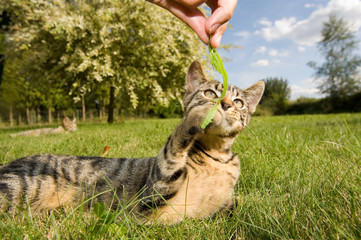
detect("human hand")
(148, 0), (237, 48)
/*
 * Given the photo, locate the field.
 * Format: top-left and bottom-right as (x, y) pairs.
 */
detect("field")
(0, 113), (360, 239)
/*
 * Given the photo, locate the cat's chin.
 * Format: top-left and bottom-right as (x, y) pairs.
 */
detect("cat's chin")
(205, 110), (243, 137)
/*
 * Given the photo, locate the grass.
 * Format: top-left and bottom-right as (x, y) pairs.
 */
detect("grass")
(0, 113), (360, 239)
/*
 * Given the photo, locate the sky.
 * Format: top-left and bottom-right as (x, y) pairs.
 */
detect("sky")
(217, 0), (361, 100)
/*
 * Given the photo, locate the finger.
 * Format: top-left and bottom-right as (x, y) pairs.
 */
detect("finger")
(210, 22), (227, 48)
(174, 0), (206, 8)
(152, 1), (209, 45)
(205, 0), (237, 34)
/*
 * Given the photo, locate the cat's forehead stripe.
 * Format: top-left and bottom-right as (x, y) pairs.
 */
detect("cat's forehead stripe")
(216, 83), (223, 91)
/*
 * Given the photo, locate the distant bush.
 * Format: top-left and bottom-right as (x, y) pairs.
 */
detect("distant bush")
(259, 77), (291, 115)
(286, 91), (361, 114)
(148, 99), (183, 118)
(254, 105), (274, 116)
(348, 92), (361, 111)
(286, 98), (324, 115)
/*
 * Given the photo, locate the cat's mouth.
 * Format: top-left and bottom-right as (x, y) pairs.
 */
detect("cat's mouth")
(206, 107), (243, 133)
(225, 110), (241, 124)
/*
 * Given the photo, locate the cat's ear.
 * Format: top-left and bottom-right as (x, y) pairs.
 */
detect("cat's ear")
(244, 81), (265, 115)
(185, 60), (208, 93)
(73, 118), (76, 123)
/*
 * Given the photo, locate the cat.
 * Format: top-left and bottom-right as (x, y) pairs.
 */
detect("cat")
(9, 117), (77, 137)
(0, 61), (264, 225)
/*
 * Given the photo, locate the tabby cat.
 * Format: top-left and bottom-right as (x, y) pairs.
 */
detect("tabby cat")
(9, 117), (77, 138)
(0, 61), (264, 225)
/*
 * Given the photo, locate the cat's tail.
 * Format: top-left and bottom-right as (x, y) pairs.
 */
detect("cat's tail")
(9, 129), (43, 138)
(9, 130), (31, 138)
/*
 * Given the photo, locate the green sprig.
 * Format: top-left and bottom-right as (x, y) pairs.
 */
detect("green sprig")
(201, 40), (228, 129)
(208, 44), (228, 99)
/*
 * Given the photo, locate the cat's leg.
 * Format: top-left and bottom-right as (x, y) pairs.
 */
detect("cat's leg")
(158, 112), (204, 176)
(138, 110), (205, 217)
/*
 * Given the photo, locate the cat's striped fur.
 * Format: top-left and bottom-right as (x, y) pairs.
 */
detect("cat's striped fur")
(9, 117), (77, 137)
(0, 61), (264, 224)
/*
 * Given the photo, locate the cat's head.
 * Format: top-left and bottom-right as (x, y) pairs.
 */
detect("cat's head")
(62, 117), (77, 132)
(184, 60), (264, 136)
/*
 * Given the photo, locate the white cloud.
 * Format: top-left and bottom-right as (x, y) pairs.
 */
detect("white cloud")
(298, 46), (306, 52)
(258, 18), (272, 27)
(290, 78), (325, 100)
(304, 3), (316, 8)
(255, 46), (267, 54)
(267, 48), (290, 57)
(290, 85), (321, 100)
(254, 46), (290, 57)
(250, 59), (269, 67)
(234, 31), (250, 40)
(255, 17), (297, 42)
(268, 49), (278, 56)
(256, 0), (361, 46)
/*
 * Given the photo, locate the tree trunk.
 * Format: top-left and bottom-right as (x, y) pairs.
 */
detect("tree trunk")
(82, 95), (86, 122)
(17, 113), (22, 125)
(102, 105), (106, 120)
(114, 108), (118, 119)
(99, 103), (103, 120)
(26, 107), (31, 125)
(108, 85), (115, 123)
(30, 109), (34, 125)
(48, 108), (52, 124)
(36, 106), (41, 124)
(9, 105), (13, 127)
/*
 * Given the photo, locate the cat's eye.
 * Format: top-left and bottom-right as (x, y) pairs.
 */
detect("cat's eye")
(204, 90), (217, 99)
(233, 99), (244, 108)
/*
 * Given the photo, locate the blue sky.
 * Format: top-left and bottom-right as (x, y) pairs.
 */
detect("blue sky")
(217, 0), (361, 100)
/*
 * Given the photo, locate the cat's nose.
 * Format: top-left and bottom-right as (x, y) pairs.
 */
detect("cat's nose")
(221, 102), (232, 110)
(221, 97), (232, 111)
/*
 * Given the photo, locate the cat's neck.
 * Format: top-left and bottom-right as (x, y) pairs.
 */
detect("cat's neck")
(196, 134), (236, 154)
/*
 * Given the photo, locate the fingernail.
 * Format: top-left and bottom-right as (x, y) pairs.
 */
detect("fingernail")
(209, 23), (221, 35)
(212, 35), (222, 48)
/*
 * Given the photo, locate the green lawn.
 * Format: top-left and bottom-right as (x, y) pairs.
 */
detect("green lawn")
(0, 114), (360, 239)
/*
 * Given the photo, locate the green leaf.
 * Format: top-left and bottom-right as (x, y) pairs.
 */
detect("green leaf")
(208, 44), (228, 99)
(201, 38), (228, 129)
(201, 104), (219, 129)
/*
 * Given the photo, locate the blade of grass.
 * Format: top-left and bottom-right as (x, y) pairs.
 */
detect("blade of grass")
(201, 38), (228, 129)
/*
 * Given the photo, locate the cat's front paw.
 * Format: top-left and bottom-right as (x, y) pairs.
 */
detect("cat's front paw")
(187, 126), (203, 136)
(184, 111), (207, 135)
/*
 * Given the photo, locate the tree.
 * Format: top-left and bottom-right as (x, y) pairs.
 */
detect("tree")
(55, 0), (206, 123)
(2, 0), (206, 123)
(1, 0), (74, 124)
(308, 15), (361, 102)
(259, 77), (291, 115)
